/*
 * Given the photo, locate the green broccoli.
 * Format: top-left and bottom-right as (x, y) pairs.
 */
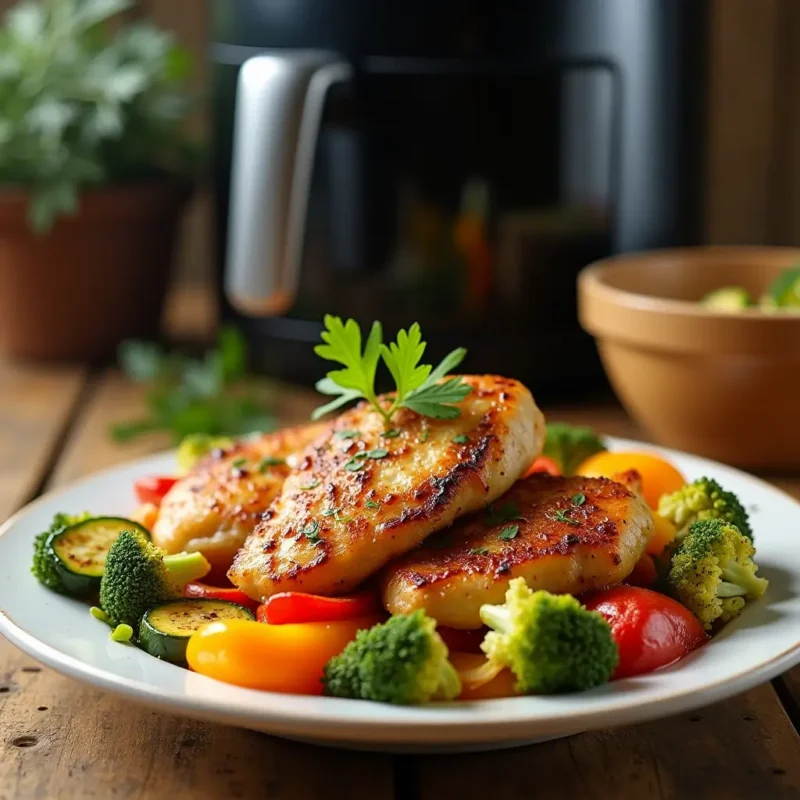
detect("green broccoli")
(99, 529), (210, 629)
(658, 476), (752, 541)
(31, 512), (91, 594)
(322, 610), (461, 704)
(542, 422), (606, 475)
(666, 518), (768, 630)
(176, 433), (234, 474)
(479, 579), (618, 694)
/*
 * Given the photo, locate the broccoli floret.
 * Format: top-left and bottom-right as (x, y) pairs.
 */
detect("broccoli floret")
(99, 529), (210, 629)
(322, 611), (461, 704)
(479, 579), (618, 694)
(542, 423), (606, 475)
(658, 477), (752, 541)
(31, 512), (91, 593)
(176, 433), (234, 474)
(666, 518), (768, 630)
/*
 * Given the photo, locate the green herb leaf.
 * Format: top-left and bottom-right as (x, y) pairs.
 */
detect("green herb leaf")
(343, 457), (367, 472)
(365, 500), (381, 509)
(469, 547), (490, 556)
(258, 456), (285, 472)
(551, 509), (580, 527)
(453, 434), (470, 444)
(571, 493), (586, 507)
(498, 524), (520, 541)
(312, 317), (472, 423)
(420, 427), (429, 442)
(335, 430), (361, 440)
(366, 448), (389, 459)
(301, 521), (321, 543)
(300, 479), (320, 490)
(382, 429), (401, 438)
(321, 508), (339, 517)
(231, 457), (247, 469)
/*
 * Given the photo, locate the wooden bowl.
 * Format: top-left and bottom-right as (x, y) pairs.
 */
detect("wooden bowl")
(578, 247), (800, 468)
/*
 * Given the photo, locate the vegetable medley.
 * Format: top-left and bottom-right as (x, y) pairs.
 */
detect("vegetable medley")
(31, 318), (770, 704)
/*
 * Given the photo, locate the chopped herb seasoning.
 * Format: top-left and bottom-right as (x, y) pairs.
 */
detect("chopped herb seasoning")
(365, 500), (381, 509)
(469, 547), (490, 556)
(300, 479), (320, 490)
(321, 508), (339, 517)
(366, 448), (389, 459)
(498, 524), (520, 541)
(231, 457), (247, 468)
(258, 456), (285, 472)
(301, 521), (322, 543)
(344, 457), (367, 471)
(335, 430), (360, 439)
(551, 509), (580, 527)
(571, 493), (586, 507)
(420, 428), (429, 442)
(382, 429), (401, 438)
(453, 434), (470, 444)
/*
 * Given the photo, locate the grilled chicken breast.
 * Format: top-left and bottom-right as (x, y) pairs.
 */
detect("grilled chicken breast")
(151, 422), (329, 571)
(229, 375), (544, 601)
(381, 471), (652, 628)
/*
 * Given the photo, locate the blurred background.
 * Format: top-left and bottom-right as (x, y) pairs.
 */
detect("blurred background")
(0, 0), (798, 427)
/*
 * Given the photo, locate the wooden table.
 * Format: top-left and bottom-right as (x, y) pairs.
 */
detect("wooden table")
(2, 307), (800, 798)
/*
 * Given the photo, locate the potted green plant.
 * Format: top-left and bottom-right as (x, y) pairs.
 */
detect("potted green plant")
(0, 0), (198, 361)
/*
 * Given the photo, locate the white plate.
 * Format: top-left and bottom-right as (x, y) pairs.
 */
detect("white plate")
(1, 437), (799, 753)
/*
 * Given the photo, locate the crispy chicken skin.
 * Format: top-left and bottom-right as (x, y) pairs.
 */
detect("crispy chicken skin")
(151, 422), (330, 571)
(381, 470), (652, 628)
(229, 375), (544, 601)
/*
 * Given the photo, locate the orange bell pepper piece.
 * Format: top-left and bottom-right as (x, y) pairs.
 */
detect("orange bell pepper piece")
(186, 614), (382, 695)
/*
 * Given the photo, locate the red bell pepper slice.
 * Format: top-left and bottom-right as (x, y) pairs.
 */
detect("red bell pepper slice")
(524, 456), (561, 478)
(184, 582), (260, 612)
(134, 475), (178, 506)
(257, 590), (378, 625)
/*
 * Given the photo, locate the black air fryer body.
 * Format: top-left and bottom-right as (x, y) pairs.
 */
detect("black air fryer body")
(210, 0), (708, 395)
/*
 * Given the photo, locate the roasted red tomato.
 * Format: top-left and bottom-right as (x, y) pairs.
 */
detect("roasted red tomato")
(133, 476), (178, 506)
(584, 586), (707, 679)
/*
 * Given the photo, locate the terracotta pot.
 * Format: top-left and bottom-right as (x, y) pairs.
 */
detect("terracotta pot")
(578, 246), (800, 469)
(0, 178), (192, 361)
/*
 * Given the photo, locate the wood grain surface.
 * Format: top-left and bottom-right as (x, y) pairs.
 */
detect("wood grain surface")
(2, 364), (800, 799)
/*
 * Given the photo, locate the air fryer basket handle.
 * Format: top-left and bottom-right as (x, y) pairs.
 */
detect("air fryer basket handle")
(225, 52), (353, 315)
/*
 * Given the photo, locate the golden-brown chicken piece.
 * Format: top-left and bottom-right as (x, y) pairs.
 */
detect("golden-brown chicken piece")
(151, 422), (329, 572)
(381, 471), (652, 628)
(229, 375), (544, 601)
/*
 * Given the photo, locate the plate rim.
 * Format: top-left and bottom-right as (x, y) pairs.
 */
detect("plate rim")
(2, 436), (799, 744)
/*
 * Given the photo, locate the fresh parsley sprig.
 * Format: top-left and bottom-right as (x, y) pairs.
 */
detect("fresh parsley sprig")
(312, 316), (472, 424)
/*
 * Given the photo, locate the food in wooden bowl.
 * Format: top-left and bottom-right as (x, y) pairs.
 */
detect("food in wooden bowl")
(578, 247), (800, 468)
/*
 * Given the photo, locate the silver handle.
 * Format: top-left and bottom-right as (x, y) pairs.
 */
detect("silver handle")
(225, 51), (353, 315)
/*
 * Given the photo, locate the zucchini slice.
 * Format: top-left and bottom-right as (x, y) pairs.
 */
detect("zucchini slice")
(47, 517), (150, 597)
(139, 599), (255, 665)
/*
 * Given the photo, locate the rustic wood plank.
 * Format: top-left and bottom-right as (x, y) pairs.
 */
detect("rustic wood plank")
(412, 683), (800, 800)
(0, 362), (86, 519)
(1, 368), (393, 800)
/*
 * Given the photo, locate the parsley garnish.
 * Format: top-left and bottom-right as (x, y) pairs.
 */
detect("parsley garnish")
(312, 317), (472, 423)
(321, 508), (338, 517)
(301, 521), (321, 543)
(453, 434), (470, 444)
(469, 547), (490, 556)
(344, 457), (367, 472)
(300, 479), (320, 490)
(231, 457), (247, 469)
(498, 524), (520, 540)
(382, 429), (401, 438)
(571, 493), (586, 506)
(366, 448), (388, 459)
(366, 500), (381, 509)
(335, 430), (360, 440)
(486, 501), (525, 526)
(420, 428), (429, 442)
(258, 456), (284, 472)
(551, 509), (580, 527)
